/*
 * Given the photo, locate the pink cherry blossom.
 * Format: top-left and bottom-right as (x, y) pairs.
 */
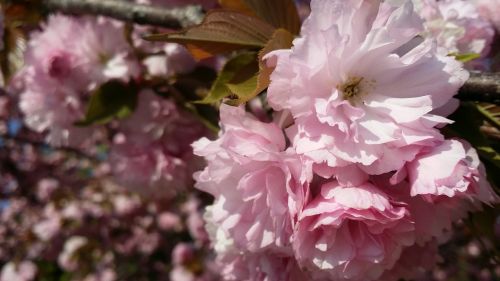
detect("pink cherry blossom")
(379, 240), (441, 281)
(414, 0), (495, 57)
(183, 197), (210, 245)
(172, 243), (195, 265)
(475, 0), (500, 32)
(36, 178), (60, 201)
(194, 105), (310, 254)
(17, 15), (140, 146)
(204, 218), (311, 281)
(81, 269), (117, 281)
(407, 139), (499, 203)
(378, 176), (471, 244)
(157, 212), (182, 231)
(32, 204), (62, 241)
(109, 140), (188, 198)
(218, 252), (310, 281)
(110, 90), (207, 196)
(294, 181), (415, 281)
(143, 44), (196, 77)
(58, 236), (89, 271)
(21, 15), (139, 89)
(0, 261), (37, 281)
(19, 73), (94, 147)
(266, 0), (468, 175)
(112, 194), (141, 215)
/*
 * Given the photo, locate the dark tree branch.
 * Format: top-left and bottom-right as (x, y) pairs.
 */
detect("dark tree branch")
(459, 72), (500, 104)
(43, 0), (204, 28)
(1, 134), (100, 162)
(39, 1), (500, 104)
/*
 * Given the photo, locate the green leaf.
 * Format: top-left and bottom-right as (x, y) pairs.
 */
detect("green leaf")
(197, 52), (258, 104)
(227, 28), (295, 105)
(449, 52), (481, 63)
(477, 103), (500, 130)
(226, 74), (259, 104)
(144, 10), (275, 60)
(197, 29), (294, 105)
(75, 80), (138, 126)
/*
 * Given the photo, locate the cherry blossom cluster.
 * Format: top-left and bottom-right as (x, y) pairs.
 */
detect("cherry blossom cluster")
(194, 1), (499, 280)
(13, 12), (209, 197)
(1, 1), (217, 278)
(0, 118), (221, 281)
(475, 0), (500, 32)
(0, 129), (216, 281)
(415, 0), (494, 56)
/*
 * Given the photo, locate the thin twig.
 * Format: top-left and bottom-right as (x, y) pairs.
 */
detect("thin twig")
(1, 134), (100, 162)
(43, 0), (204, 28)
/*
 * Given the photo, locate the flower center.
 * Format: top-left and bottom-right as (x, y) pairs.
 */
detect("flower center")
(48, 54), (72, 79)
(337, 76), (375, 105)
(340, 77), (363, 98)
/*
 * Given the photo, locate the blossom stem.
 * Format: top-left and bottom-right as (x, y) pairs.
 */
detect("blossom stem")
(43, 0), (204, 28)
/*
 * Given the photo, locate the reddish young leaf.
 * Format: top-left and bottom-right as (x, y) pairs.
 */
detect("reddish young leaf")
(218, 0), (301, 35)
(144, 10), (275, 60)
(218, 0), (256, 16)
(243, 0), (301, 34)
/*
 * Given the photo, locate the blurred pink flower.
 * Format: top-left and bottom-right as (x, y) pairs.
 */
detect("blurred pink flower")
(380, 177), (471, 244)
(216, 250), (310, 281)
(82, 269), (117, 281)
(61, 202), (85, 221)
(143, 44), (196, 77)
(19, 73), (93, 147)
(33, 204), (62, 241)
(0, 261), (37, 281)
(170, 266), (197, 281)
(36, 178), (59, 201)
(58, 236), (88, 271)
(157, 212), (182, 231)
(294, 181), (415, 281)
(184, 197), (210, 245)
(415, 0), (495, 57)
(112, 194), (141, 216)
(17, 15), (140, 146)
(110, 140), (185, 198)
(475, 0), (500, 32)
(379, 240), (441, 281)
(172, 243), (195, 265)
(266, 0), (468, 175)
(110, 90), (207, 196)
(22, 15), (139, 87)
(135, 228), (160, 254)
